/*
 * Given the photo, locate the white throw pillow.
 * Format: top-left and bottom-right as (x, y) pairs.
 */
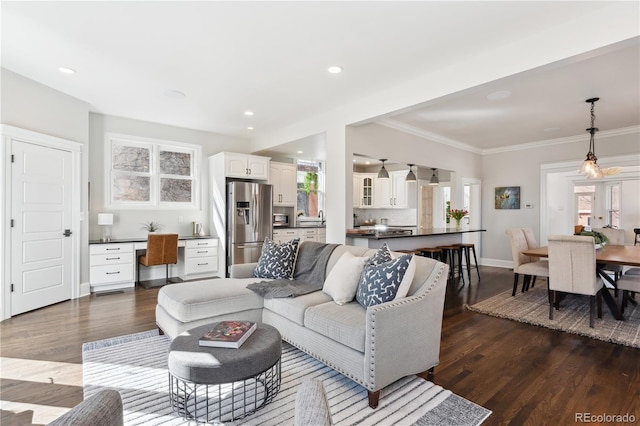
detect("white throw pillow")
(394, 254), (416, 300)
(323, 251), (368, 305)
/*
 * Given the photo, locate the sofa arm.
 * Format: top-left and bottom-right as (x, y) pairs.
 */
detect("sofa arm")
(363, 262), (448, 391)
(47, 389), (123, 426)
(230, 262), (258, 278)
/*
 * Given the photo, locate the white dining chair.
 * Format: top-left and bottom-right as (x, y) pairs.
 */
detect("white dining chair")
(593, 227), (626, 280)
(506, 228), (549, 296)
(547, 235), (602, 328)
(616, 271), (640, 318)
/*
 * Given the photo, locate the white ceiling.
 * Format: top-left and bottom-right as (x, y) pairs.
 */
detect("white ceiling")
(2, 1), (639, 159)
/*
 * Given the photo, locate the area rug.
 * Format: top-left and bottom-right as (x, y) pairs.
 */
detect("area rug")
(83, 330), (491, 425)
(466, 285), (640, 348)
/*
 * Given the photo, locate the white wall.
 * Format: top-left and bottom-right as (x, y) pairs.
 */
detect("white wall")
(88, 113), (249, 240)
(482, 130), (640, 266)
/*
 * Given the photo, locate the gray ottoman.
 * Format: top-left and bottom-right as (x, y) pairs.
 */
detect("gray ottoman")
(168, 322), (282, 423)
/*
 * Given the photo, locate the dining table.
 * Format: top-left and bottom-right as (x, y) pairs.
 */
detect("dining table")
(521, 244), (640, 320)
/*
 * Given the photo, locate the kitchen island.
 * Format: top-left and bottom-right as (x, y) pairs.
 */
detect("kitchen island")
(346, 227), (486, 250)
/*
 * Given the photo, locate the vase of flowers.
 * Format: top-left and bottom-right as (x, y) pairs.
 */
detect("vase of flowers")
(448, 208), (468, 229)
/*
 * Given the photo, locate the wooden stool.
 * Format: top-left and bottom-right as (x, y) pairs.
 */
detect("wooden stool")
(417, 247), (443, 261)
(459, 243), (481, 281)
(437, 244), (465, 283)
(396, 249), (421, 255)
(634, 228), (640, 246)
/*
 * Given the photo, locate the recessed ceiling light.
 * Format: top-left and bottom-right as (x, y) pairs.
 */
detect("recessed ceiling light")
(365, 161), (371, 165)
(486, 90), (511, 101)
(247, 126), (254, 130)
(327, 66), (343, 74)
(297, 150), (303, 154)
(352, 159), (357, 163)
(164, 90), (186, 98)
(244, 111), (255, 116)
(58, 67), (76, 75)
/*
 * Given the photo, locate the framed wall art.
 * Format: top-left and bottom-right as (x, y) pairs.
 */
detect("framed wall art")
(495, 186), (520, 209)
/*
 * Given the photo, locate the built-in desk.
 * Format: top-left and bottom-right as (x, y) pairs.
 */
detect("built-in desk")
(89, 236), (219, 292)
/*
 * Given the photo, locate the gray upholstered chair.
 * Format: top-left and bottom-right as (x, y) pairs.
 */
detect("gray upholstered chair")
(593, 227), (626, 279)
(506, 228), (549, 296)
(47, 389), (123, 426)
(547, 235), (603, 328)
(295, 379), (332, 426)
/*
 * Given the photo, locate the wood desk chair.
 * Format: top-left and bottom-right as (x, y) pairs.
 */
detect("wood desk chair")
(138, 233), (179, 286)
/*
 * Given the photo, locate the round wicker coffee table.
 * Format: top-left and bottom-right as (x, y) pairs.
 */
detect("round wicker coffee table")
(168, 322), (281, 423)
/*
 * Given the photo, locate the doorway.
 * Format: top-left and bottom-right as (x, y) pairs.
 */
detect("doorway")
(3, 126), (81, 318)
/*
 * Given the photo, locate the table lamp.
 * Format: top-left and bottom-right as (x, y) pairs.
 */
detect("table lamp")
(97, 213), (114, 242)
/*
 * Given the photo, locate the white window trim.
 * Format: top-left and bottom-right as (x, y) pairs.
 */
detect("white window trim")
(105, 133), (201, 210)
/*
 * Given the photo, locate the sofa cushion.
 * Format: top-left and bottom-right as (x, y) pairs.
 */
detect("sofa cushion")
(263, 291), (332, 325)
(356, 254), (413, 307)
(304, 301), (366, 352)
(322, 251), (368, 305)
(158, 278), (265, 323)
(253, 237), (300, 279)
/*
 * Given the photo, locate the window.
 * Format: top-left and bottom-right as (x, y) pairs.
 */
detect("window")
(606, 183), (621, 228)
(574, 185), (595, 227)
(296, 160), (324, 218)
(106, 134), (200, 209)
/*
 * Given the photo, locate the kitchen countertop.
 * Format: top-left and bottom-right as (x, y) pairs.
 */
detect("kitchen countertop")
(346, 227), (485, 239)
(274, 225), (326, 230)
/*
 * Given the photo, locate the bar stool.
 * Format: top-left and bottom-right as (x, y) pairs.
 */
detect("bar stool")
(417, 247), (443, 261)
(634, 228), (640, 246)
(437, 244), (465, 283)
(459, 243), (481, 281)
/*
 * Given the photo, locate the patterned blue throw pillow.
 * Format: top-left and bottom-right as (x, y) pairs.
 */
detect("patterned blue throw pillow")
(253, 237), (300, 280)
(356, 253), (413, 308)
(368, 243), (393, 266)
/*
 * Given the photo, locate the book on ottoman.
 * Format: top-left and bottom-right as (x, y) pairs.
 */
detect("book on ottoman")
(199, 321), (257, 348)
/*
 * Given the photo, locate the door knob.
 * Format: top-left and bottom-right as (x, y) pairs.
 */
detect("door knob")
(63, 229), (72, 237)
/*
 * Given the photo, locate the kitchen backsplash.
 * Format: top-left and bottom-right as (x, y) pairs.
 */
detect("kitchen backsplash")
(353, 208), (417, 226)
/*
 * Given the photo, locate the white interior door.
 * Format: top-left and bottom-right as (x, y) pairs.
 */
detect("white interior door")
(11, 140), (73, 315)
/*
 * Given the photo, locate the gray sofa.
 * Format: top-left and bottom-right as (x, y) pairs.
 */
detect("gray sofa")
(156, 243), (449, 408)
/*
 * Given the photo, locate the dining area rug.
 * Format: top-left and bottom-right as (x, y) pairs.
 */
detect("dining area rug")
(467, 285), (640, 348)
(83, 330), (492, 425)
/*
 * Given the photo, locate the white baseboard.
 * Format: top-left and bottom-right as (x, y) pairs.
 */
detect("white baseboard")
(479, 258), (513, 269)
(79, 281), (91, 298)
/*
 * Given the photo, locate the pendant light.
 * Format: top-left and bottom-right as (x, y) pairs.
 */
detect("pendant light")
(405, 164), (417, 182)
(579, 98), (603, 179)
(428, 168), (439, 186)
(377, 159), (389, 179)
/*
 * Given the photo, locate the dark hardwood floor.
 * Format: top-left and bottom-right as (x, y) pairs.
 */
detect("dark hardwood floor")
(1, 266), (638, 425)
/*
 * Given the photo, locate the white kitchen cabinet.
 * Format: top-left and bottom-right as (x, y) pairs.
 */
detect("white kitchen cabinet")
(90, 243), (135, 291)
(273, 228), (299, 244)
(223, 152), (270, 180)
(353, 173), (376, 208)
(318, 228), (326, 243)
(182, 238), (218, 279)
(375, 170), (409, 208)
(298, 228), (318, 242)
(270, 162), (297, 206)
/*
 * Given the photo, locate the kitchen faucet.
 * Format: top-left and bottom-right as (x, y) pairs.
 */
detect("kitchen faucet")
(318, 210), (324, 224)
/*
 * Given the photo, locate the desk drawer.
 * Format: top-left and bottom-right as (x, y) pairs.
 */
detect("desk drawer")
(90, 264), (134, 285)
(187, 247), (217, 258)
(185, 256), (218, 274)
(90, 243), (134, 255)
(186, 239), (218, 249)
(91, 252), (134, 266)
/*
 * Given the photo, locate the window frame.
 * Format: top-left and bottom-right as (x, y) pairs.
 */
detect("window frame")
(105, 133), (201, 210)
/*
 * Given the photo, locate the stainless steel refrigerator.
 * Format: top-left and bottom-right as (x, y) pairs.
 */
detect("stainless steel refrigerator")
(227, 181), (273, 275)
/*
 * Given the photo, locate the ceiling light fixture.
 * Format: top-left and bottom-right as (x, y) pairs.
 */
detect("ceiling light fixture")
(58, 67), (76, 74)
(247, 126), (254, 130)
(405, 164), (417, 182)
(377, 159), (389, 179)
(244, 111), (254, 116)
(428, 168), (439, 186)
(328, 66), (343, 74)
(579, 98), (604, 179)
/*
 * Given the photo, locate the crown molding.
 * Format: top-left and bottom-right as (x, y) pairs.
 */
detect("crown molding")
(374, 119), (639, 156)
(375, 118), (483, 155)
